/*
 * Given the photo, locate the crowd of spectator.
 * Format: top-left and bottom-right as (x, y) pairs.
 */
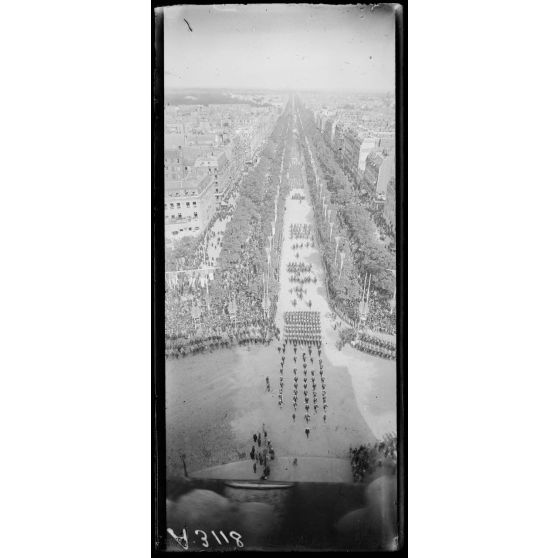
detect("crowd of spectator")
(165, 109), (293, 358)
(349, 434), (397, 483)
(352, 332), (396, 360)
(250, 425), (275, 480)
(365, 301), (397, 336)
(296, 106), (397, 338)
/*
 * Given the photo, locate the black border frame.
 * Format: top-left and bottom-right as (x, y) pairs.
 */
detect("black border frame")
(152, 3), (407, 555)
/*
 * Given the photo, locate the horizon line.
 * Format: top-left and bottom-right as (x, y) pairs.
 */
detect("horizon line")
(164, 86), (394, 94)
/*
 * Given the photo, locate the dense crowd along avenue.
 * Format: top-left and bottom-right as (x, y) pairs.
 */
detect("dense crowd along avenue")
(165, 94), (396, 360)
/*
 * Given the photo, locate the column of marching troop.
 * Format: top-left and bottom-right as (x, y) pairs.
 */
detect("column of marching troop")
(275, 314), (328, 439)
(276, 161), (327, 438)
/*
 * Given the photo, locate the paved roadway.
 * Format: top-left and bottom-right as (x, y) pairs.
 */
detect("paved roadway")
(274, 137), (397, 442)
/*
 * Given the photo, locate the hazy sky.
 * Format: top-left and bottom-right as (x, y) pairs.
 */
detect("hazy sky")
(163, 4), (396, 92)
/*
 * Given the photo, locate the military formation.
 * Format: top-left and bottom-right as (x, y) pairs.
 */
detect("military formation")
(283, 311), (322, 343)
(289, 223), (313, 240)
(276, 337), (328, 434)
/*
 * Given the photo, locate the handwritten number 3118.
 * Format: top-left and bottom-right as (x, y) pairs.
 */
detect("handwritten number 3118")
(167, 528), (244, 549)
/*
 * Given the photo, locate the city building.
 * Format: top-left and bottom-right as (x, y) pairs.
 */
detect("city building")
(383, 176), (396, 234)
(165, 168), (216, 241)
(163, 100), (284, 242)
(323, 118), (334, 147)
(375, 152), (395, 198)
(342, 127), (379, 179)
(332, 121), (346, 160)
(362, 151), (383, 196)
(375, 131), (396, 153)
(164, 147), (187, 183)
(194, 150), (232, 202)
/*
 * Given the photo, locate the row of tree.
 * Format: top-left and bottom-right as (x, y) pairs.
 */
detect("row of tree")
(208, 104), (294, 319)
(296, 100), (395, 298)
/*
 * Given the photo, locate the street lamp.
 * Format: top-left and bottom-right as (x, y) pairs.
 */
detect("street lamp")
(228, 297), (237, 329)
(334, 236), (341, 265)
(338, 251), (345, 279)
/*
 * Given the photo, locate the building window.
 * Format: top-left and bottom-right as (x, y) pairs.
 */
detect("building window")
(194, 212), (198, 219)
(177, 202), (181, 208)
(178, 213), (182, 219)
(171, 215), (175, 219)
(172, 231), (178, 235)
(188, 227), (192, 231)
(170, 203), (174, 209)
(192, 201), (197, 207)
(186, 202), (190, 208)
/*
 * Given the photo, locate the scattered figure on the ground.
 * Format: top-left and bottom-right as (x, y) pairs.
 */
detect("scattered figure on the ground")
(305, 427), (310, 438)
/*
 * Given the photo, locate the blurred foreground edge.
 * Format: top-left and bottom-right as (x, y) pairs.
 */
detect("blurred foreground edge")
(224, 480), (294, 490)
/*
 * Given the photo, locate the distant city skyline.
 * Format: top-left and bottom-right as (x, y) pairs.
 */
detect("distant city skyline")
(163, 4), (397, 93)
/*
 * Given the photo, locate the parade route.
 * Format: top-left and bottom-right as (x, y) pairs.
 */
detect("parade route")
(165, 128), (395, 483)
(275, 142), (396, 441)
